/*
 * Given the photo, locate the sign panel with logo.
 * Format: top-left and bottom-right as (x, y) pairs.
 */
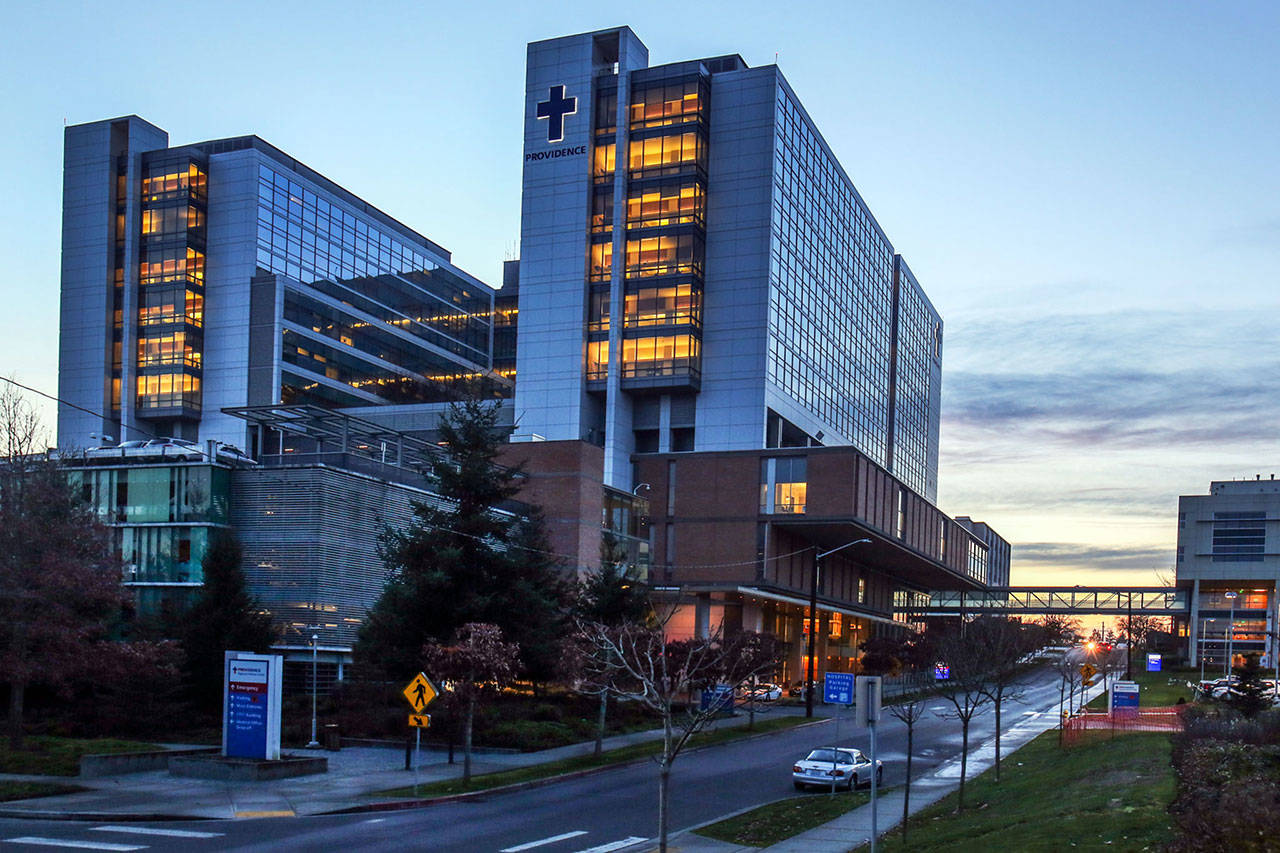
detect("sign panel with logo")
(1146, 653), (1162, 672)
(934, 662), (950, 680)
(1111, 680), (1140, 718)
(824, 672), (854, 705)
(222, 651), (283, 760)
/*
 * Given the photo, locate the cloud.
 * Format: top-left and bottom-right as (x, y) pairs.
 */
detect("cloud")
(1014, 542), (1173, 574)
(940, 307), (1280, 451)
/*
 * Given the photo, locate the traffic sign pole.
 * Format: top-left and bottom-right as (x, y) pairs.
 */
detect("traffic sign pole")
(414, 727), (420, 795)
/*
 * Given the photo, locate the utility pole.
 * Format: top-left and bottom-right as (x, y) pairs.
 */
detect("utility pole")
(806, 537), (870, 718)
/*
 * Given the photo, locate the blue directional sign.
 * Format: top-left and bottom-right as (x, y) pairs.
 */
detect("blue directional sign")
(824, 672), (855, 705)
(1112, 681), (1140, 718)
(1146, 653), (1162, 672)
(935, 663), (951, 680)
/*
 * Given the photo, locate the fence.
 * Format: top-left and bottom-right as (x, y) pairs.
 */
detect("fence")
(1062, 706), (1185, 744)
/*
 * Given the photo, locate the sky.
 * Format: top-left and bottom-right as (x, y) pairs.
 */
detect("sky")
(2, 1), (1276, 588)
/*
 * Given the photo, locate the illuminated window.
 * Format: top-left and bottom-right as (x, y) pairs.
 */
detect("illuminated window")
(629, 78), (704, 130)
(627, 132), (703, 179)
(624, 283), (700, 328)
(760, 456), (807, 514)
(136, 372), (201, 411)
(593, 142), (616, 179)
(142, 163), (207, 203)
(624, 234), (702, 278)
(587, 340), (609, 380)
(140, 247), (204, 285)
(626, 182), (704, 229)
(137, 332), (201, 369)
(588, 241), (613, 281)
(591, 188), (614, 234)
(620, 334), (699, 378)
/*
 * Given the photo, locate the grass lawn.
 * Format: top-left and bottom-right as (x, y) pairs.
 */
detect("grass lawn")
(373, 715), (819, 799)
(1087, 666), (1198, 710)
(0, 781), (87, 801)
(870, 730), (1175, 852)
(697, 789), (872, 847)
(0, 737), (159, 777)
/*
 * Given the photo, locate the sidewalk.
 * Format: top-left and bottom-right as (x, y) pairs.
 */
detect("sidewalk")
(0, 705), (812, 822)
(665, 680), (1108, 853)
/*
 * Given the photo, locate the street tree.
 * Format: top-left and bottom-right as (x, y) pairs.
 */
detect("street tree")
(932, 625), (994, 810)
(0, 381), (124, 749)
(180, 531), (277, 712)
(1053, 651), (1084, 745)
(887, 687), (933, 844)
(1037, 615), (1081, 645)
(356, 399), (571, 683)
(572, 541), (651, 755)
(578, 617), (784, 853)
(971, 617), (1033, 782)
(422, 623), (519, 783)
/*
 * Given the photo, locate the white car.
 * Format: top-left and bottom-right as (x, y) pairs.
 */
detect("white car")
(793, 747), (883, 791)
(140, 438), (203, 460)
(215, 444), (257, 465)
(738, 682), (783, 702)
(85, 440), (149, 459)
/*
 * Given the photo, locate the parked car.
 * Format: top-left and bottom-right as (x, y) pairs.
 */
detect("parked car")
(792, 747), (883, 791)
(789, 679), (817, 698)
(141, 438), (203, 460)
(84, 440), (149, 459)
(737, 682), (783, 701)
(215, 444), (257, 465)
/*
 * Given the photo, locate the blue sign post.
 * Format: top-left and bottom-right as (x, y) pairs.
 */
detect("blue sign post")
(824, 672), (854, 706)
(1111, 680), (1140, 719)
(1146, 653), (1162, 672)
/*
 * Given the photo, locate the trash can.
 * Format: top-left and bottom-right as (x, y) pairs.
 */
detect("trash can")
(323, 723), (341, 752)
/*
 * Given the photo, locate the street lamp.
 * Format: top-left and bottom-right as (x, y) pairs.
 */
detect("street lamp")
(306, 627), (321, 748)
(805, 537), (871, 718)
(1224, 591), (1239, 678)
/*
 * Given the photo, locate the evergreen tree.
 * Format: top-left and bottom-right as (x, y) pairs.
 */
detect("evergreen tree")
(355, 399), (571, 682)
(180, 531), (277, 711)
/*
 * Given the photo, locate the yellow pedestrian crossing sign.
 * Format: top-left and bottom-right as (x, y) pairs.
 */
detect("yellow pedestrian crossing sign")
(403, 672), (437, 713)
(1079, 663), (1097, 681)
(408, 714), (431, 728)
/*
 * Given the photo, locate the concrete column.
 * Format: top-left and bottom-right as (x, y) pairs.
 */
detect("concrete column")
(694, 593), (711, 640)
(1189, 578), (1200, 665)
(658, 394), (672, 453)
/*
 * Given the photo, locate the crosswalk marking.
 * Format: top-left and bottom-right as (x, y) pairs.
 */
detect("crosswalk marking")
(4, 839), (147, 851)
(92, 827), (224, 839)
(501, 831), (588, 851)
(572, 838), (647, 853)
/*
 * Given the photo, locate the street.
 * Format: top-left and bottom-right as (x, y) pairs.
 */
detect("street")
(0, 665), (1076, 852)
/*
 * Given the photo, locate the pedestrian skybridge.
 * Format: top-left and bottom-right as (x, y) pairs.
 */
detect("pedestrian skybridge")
(897, 587), (1189, 617)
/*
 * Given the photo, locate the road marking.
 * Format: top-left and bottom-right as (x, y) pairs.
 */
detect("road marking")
(233, 810), (294, 818)
(501, 831), (588, 851)
(4, 839), (147, 851)
(92, 827), (223, 839)
(572, 838), (646, 853)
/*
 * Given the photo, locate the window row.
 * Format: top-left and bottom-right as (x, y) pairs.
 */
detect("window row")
(138, 288), (203, 328)
(587, 283), (702, 332)
(141, 205), (205, 238)
(140, 246), (204, 286)
(586, 334), (701, 380)
(137, 331), (202, 369)
(629, 78), (705, 129)
(141, 164), (207, 203)
(136, 372), (201, 411)
(628, 132), (704, 179)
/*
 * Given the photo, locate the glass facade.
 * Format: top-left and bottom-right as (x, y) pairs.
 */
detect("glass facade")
(1212, 512), (1266, 562)
(135, 151), (208, 420)
(587, 70), (708, 392)
(253, 163), (508, 405)
(71, 464), (231, 585)
(891, 259), (942, 499)
(768, 86), (895, 469)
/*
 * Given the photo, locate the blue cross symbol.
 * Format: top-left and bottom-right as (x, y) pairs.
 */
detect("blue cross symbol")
(536, 85), (577, 143)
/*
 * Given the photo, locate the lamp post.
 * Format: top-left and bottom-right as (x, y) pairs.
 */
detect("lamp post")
(306, 627), (321, 748)
(805, 537), (871, 718)
(1224, 591), (1239, 678)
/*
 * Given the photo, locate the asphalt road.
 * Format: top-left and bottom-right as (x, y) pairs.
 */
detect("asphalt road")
(0, 666), (1075, 852)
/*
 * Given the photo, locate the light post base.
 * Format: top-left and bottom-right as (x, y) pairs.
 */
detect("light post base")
(304, 740), (321, 749)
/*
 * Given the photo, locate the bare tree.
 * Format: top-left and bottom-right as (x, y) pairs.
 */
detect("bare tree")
(887, 689), (932, 843)
(932, 626), (993, 810)
(422, 623), (519, 784)
(578, 616), (784, 853)
(1053, 652), (1083, 745)
(0, 382), (122, 749)
(973, 617), (1034, 782)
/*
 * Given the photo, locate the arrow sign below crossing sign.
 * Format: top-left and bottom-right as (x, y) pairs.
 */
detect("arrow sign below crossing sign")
(403, 672), (438, 713)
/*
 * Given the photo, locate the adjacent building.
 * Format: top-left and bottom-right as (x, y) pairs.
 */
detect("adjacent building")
(1178, 476), (1280, 669)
